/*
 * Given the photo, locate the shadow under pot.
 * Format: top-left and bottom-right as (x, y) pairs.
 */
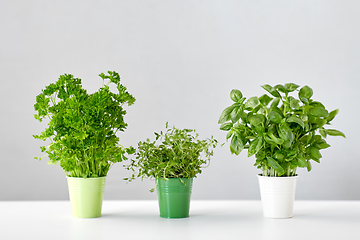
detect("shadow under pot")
(258, 175), (298, 218)
(156, 178), (193, 219)
(67, 177), (106, 218)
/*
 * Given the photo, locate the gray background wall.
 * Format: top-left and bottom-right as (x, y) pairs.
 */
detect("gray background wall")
(1, 0), (359, 201)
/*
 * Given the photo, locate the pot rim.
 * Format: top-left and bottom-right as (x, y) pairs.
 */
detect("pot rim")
(156, 177), (194, 180)
(257, 174), (298, 178)
(66, 176), (107, 179)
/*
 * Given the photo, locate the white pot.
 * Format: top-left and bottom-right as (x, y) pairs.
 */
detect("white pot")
(258, 175), (298, 218)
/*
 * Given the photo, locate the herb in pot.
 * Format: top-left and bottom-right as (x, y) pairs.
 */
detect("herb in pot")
(34, 71), (136, 178)
(219, 83), (345, 177)
(125, 123), (218, 191)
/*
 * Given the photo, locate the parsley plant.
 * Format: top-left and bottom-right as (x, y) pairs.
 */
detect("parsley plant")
(34, 71), (136, 178)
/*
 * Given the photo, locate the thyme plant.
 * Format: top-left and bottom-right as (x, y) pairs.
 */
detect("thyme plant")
(125, 123), (217, 189)
(219, 83), (345, 177)
(34, 71), (135, 178)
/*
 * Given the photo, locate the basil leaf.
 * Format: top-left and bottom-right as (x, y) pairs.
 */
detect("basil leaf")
(266, 157), (285, 175)
(230, 105), (244, 123)
(319, 128), (327, 138)
(226, 130), (233, 140)
(244, 97), (260, 109)
(261, 84), (281, 98)
(324, 129), (346, 138)
(284, 83), (300, 92)
(286, 116), (305, 128)
(309, 107), (329, 118)
(271, 97), (280, 108)
(230, 89), (243, 102)
(310, 146), (322, 160)
(249, 114), (265, 126)
(299, 85), (313, 100)
(268, 111), (283, 124)
(259, 94), (273, 107)
(248, 137), (263, 157)
(327, 109), (339, 123)
(268, 132), (284, 145)
(297, 156), (307, 168)
(230, 135), (244, 155)
(274, 84), (288, 94)
(218, 105), (236, 124)
(288, 96), (300, 110)
(220, 122), (233, 131)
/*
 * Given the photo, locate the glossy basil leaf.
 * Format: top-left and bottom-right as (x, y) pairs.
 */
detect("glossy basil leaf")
(327, 109), (339, 123)
(284, 83), (300, 92)
(261, 84), (281, 98)
(268, 111), (283, 124)
(310, 101), (325, 109)
(230, 105), (243, 123)
(230, 135), (244, 155)
(271, 97), (280, 108)
(300, 114), (308, 122)
(230, 89), (243, 102)
(307, 132), (314, 144)
(310, 146), (322, 160)
(297, 156), (307, 168)
(248, 137), (263, 157)
(218, 105), (236, 124)
(274, 84), (288, 94)
(300, 97), (309, 104)
(266, 157), (285, 175)
(220, 122), (233, 131)
(315, 119), (327, 128)
(278, 124), (294, 144)
(319, 128), (327, 138)
(288, 96), (300, 110)
(286, 116), (305, 128)
(312, 158), (320, 163)
(244, 97), (260, 109)
(259, 94), (273, 107)
(317, 142), (330, 149)
(324, 129), (346, 138)
(307, 160), (312, 171)
(268, 131), (284, 145)
(226, 130), (233, 140)
(299, 134), (308, 143)
(299, 85), (313, 100)
(249, 114), (265, 126)
(309, 107), (329, 118)
(312, 135), (322, 143)
(270, 106), (283, 116)
(255, 150), (266, 160)
(264, 135), (277, 146)
(273, 152), (285, 160)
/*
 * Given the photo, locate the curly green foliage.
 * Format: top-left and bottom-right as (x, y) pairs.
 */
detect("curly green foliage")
(219, 83), (345, 177)
(34, 71), (136, 178)
(125, 123), (218, 184)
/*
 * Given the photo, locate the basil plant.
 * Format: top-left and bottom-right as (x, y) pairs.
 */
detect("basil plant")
(219, 83), (345, 177)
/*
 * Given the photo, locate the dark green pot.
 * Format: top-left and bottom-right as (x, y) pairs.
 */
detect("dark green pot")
(156, 178), (193, 218)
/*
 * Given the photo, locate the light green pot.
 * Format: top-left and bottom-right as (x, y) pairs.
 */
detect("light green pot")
(67, 177), (106, 218)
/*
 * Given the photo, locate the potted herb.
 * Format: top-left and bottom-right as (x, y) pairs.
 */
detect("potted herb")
(125, 123), (217, 218)
(34, 71), (135, 218)
(218, 83), (345, 218)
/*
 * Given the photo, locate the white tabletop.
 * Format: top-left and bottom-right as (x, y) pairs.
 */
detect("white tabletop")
(1, 200), (359, 240)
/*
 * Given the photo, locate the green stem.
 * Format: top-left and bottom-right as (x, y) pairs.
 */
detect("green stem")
(287, 165), (291, 176)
